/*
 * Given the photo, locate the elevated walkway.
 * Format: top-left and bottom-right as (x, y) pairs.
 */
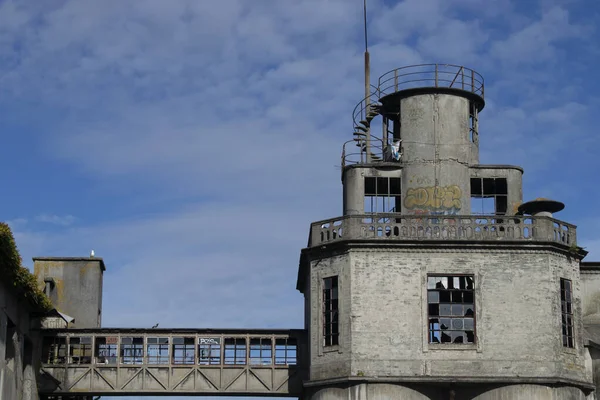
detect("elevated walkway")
(38, 328), (307, 397)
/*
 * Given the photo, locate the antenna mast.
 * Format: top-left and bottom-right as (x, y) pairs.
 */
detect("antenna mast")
(363, 0), (371, 162)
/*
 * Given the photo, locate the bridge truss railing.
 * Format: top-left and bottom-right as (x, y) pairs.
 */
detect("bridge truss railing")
(38, 328), (307, 397)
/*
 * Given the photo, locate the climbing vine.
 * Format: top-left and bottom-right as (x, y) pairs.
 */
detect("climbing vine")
(0, 223), (52, 311)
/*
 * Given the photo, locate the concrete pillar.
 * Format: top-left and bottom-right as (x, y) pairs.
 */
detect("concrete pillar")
(307, 383), (437, 400)
(343, 167), (366, 216)
(400, 94), (473, 215)
(467, 384), (587, 400)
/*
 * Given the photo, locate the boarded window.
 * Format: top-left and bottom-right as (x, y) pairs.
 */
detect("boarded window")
(323, 276), (339, 347)
(561, 278), (574, 348)
(428, 275), (475, 344)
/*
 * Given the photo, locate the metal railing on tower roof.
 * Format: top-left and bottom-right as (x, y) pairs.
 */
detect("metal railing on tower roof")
(378, 64), (484, 98)
(342, 64), (485, 169)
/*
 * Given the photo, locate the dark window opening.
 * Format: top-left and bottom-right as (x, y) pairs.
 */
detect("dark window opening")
(275, 338), (297, 365)
(120, 337), (143, 364)
(561, 278), (574, 348)
(250, 338), (272, 365)
(147, 337), (169, 364)
(428, 275), (476, 344)
(364, 176), (401, 213)
(172, 337), (195, 364)
(42, 336), (67, 365)
(224, 338), (246, 365)
(95, 337), (118, 364)
(471, 177), (508, 215)
(323, 276), (339, 347)
(69, 337), (92, 364)
(199, 338), (221, 365)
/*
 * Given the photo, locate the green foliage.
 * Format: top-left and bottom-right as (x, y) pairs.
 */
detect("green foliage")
(0, 223), (53, 311)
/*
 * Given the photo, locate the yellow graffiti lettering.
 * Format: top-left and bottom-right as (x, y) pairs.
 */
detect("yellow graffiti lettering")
(404, 185), (462, 211)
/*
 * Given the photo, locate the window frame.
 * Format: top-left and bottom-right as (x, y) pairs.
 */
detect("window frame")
(172, 337), (196, 365)
(470, 177), (508, 215)
(364, 176), (401, 213)
(323, 276), (339, 347)
(224, 338), (247, 365)
(427, 274), (476, 345)
(198, 337), (221, 366)
(560, 278), (575, 349)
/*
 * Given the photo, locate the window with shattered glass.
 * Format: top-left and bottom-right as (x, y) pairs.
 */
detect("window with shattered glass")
(427, 275), (475, 344)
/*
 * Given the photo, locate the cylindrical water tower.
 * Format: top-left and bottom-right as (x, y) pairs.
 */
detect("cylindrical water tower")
(342, 64), (484, 217)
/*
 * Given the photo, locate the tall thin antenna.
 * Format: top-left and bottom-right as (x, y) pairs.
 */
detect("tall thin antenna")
(363, 0), (368, 52)
(363, 0), (371, 162)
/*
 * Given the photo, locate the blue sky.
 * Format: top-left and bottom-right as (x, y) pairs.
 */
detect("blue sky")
(1, 0), (600, 399)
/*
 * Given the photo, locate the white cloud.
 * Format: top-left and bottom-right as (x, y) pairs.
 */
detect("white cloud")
(2, 1), (600, 399)
(34, 214), (77, 226)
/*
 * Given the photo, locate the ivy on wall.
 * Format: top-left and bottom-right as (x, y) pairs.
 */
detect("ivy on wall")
(0, 223), (52, 311)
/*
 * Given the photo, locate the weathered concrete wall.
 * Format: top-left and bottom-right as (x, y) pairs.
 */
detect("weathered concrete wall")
(307, 246), (591, 391)
(0, 280), (41, 400)
(306, 382), (589, 400)
(343, 166), (403, 215)
(400, 94), (473, 216)
(308, 253), (352, 380)
(470, 165), (524, 215)
(33, 257), (104, 328)
(580, 266), (600, 324)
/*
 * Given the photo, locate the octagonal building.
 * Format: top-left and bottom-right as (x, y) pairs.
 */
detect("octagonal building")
(296, 64), (595, 400)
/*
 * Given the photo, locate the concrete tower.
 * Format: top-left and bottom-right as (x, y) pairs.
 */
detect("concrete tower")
(34, 256), (105, 328)
(297, 64), (592, 399)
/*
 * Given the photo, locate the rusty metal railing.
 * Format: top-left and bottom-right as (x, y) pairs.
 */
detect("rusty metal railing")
(378, 64), (484, 98)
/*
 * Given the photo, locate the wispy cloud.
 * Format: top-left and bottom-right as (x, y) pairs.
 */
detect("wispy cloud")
(35, 214), (77, 226)
(2, 1), (600, 399)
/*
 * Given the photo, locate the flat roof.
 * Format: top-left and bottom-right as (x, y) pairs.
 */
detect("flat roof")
(32, 256), (106, 271)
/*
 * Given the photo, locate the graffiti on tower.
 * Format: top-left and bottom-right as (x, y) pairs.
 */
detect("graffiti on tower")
(404, 185), (462, 214)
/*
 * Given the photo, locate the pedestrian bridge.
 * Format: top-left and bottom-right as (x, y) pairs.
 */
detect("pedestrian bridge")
(38, 328), (307, 397)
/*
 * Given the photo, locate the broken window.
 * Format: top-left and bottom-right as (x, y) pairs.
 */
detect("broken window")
(250, 338), (272, 365)
(199, 338), (221, 365)
(275, 338), (297, 365)
(224, 338), (247, 365)
(323, 276), (339, 347)
(469, 102), (478, 143)
(147, 337), (169, 364)
(69, 337), (92, 364)
(471, 178), (508, 215)
(561, 278), (574, 348)
(364, 177), (401, 213)
(172, 337), (195, 364)
(95, 337), (118, 364)
(42, 336), (67, 364)
(120, 337), (143, 364)
(428, 275), (475, 344)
